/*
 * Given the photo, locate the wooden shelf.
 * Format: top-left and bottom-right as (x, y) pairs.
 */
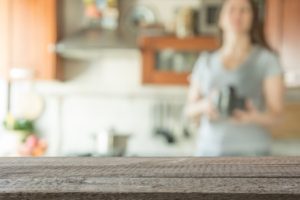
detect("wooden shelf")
(139, 35), (219, 51)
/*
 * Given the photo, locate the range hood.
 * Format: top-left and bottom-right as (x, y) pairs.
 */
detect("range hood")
(56, 27), (137, 59)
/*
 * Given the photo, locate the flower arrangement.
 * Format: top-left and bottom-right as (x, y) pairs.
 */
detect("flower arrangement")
(3, 114), (47, 157)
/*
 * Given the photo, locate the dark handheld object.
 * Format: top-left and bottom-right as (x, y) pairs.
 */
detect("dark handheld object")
(155, 128), (176, 144)
(217, 86), (247, 117)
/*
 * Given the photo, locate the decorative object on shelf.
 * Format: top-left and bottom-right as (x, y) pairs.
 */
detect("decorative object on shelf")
(82, 0), (119, 30)
(123, 4), (160, 38)
(83, 0), (102, 19)
(175, 7), (196, 38)
(199, 0), (223, 35)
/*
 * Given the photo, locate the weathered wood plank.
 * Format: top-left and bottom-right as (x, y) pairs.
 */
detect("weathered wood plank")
(0, 157), (299, 200)
(1, 193), (300, 200)
(1, 157), (300, 178)
(1, 177), (300, 193)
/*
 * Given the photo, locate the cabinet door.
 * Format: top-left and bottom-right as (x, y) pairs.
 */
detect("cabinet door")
(282, 0), (300, 85)
(265, 0), (300, 86)
(1, 0), (58, 80)
(265, 0), (283, 52)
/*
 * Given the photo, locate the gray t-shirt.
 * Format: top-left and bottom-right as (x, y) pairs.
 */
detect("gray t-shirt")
(191, 45), (283, 156)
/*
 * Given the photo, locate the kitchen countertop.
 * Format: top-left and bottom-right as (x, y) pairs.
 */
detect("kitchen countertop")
(272, 139), (300, 156)
(286, 88), (300, 102)
(0, 157), (300, 200)
(125, 138), (300, 157)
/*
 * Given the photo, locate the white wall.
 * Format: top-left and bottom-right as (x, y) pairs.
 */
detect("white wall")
(34, 50), (195, 156)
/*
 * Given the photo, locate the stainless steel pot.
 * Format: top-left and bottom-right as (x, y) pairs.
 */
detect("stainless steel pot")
(96, 129), (130, 157)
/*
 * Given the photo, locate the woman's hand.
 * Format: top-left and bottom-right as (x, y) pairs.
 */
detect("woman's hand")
(199, 98), (219, 121)
(231, 75), (284, 128)
(186, 82), (219, 121)
(232, 101), (260, 124)
(192, 88), (220, 121)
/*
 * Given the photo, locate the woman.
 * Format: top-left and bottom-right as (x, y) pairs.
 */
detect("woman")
(186, 0), (284, 156)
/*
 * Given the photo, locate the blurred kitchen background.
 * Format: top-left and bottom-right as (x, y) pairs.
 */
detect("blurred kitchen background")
(0, 0), (300, 157)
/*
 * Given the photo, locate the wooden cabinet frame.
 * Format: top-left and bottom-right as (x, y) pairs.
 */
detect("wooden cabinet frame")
(139, 36), (219, 85)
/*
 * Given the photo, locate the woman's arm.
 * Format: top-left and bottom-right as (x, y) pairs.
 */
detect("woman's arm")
(233, 75), (285, 128)
(185, 81), (219, 122)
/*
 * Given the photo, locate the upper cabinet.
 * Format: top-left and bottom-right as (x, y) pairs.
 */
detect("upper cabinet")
(0, 0), (59, 80)
(139, 36), (218, 85)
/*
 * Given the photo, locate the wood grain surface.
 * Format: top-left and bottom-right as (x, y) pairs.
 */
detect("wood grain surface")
(0, 157), (299, 200)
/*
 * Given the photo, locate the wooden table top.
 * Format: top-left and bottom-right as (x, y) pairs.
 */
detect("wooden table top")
(0, 157), (300, 200)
